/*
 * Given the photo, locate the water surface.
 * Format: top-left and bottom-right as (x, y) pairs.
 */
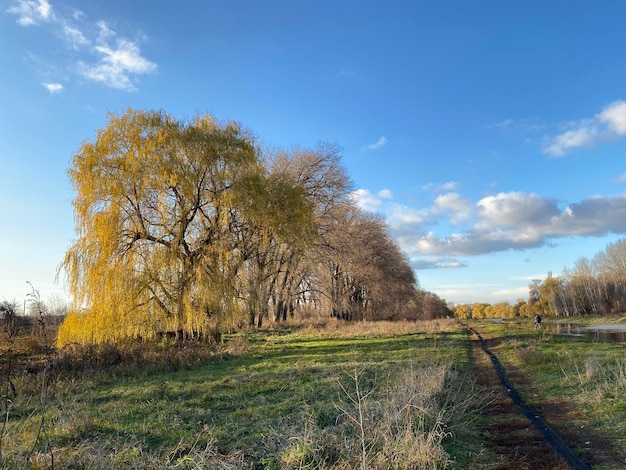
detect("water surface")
(542, 322), (626, 344)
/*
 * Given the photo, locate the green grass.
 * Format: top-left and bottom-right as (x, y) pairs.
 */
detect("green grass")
(7, 317), (623, 468)
(1, 319), (494, 469)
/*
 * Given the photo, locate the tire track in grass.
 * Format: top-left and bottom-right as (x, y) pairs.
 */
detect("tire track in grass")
(466, 325), (592, 470)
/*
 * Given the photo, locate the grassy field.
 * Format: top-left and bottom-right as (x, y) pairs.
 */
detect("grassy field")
(2, 317), (625, 469)
(1, 319), (495, 469)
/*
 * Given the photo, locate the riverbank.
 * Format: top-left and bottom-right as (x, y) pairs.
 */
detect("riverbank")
(550, 315), (626, 325)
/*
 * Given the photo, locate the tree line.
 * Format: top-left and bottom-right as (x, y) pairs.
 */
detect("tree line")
(57, 109), (448, 346)
(454, 238), (626, 319)
(527, 238), (626, 318)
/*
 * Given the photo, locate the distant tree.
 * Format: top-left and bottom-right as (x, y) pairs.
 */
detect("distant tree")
(528, 279), (541, 305)
(526, 273), (562, 317)
(310, 207), (419, 321)
(512, 299), (527, 318)
(518, 301), (532, 318)
(26, 296), (48, 317)
(0, 300), (20, 327)
(267, 146), (420, 322)
(489, 302), (514, 319)
(594, 239), (626, 314)
(453, 303), (472, 319)
(471, 303), (489, 319)
(353, 214), (419, 321)
(421, 292), (451, 320)
(46, 293), (68, 317)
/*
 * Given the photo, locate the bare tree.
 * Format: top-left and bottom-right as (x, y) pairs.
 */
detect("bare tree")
(46, 293), (68, 317)
(421, 291), (451, 320)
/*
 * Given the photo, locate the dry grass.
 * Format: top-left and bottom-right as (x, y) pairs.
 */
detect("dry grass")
(272, 362), (483, 470)
(22, 437), (247, 470)
(514, 345), (543, 365)
(296, 318), (457, 338)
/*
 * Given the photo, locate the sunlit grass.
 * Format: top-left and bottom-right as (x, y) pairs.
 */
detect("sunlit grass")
(1, 319), (494, 469)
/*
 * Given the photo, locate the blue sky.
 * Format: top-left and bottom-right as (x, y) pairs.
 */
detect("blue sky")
(3, 0), (626, 307)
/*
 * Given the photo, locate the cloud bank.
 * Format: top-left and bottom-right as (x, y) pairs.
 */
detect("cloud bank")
(352, 186), (626, 269)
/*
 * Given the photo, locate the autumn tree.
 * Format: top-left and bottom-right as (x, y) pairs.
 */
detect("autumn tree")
(58, 109), (314, 345)
(307, 204), (419, 321)
(470, 303), (489, 319)
(453, 303), (472, 319)
(549, 238), (626, 317)
(526, 273), (563, 317)
(261, 145), (351, 323)
(267, 145), (357, 320)
(46, 293), (69, 317)
(593, 239), (626, 313)
(420, 291), (450, 320)
(234, 168), (316, 328)
(271, 146), (420, 321)
(489, 302), (515, 319)
(512, 299), (527, 318)
(354, 215), (419, 320)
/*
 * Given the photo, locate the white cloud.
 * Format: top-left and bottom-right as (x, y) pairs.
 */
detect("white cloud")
(543, 100), (626, 156)
(599, 101), (626, 135)
(432, 192), (472, 223)
(422, 181), (460, 192)
(42, 82), (63, 93)
(476, 192), (559, 227)
(350, 190), (427, 235)
(387, 204), (427, 229)
(543, 125), (598, 157)
(80, 39), (157, 91)
(551, 194), (626, 235)
(7, 2), (156, 92)
(409, 257), (466, 270)
(377, 189), (393, 199)
(348, 185), (626, 275)
(96, 20), (115, 42)
(351, 188), (393, 212)
(366, 136), (387, 151)
(488, 117), (544, 134)
(60, 21), (89, 49)
(390, 190), (626, 259)
(7, 0), (52, 26)
(351, 189), (383, 212)
(491, 118), (514, 129)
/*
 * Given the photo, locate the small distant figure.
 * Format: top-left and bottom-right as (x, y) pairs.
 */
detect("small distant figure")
(534, 314), (542, 329)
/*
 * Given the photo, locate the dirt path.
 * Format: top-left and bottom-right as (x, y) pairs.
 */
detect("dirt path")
(466, 324), (592, 470)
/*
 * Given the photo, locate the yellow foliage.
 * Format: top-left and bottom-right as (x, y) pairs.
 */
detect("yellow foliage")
(60, 108), (315, 345)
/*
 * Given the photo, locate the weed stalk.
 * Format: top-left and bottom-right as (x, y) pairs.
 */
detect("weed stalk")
(24, 283), (54, 469)
(336, 367), (374, 470)
(0, 300), (18, 468)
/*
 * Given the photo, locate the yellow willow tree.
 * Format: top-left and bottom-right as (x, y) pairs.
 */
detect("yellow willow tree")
(59, 108), (314, 345)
